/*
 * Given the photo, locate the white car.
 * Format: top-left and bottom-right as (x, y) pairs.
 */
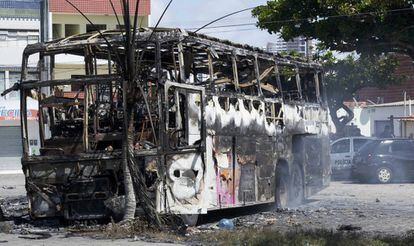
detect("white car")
(330, 137), (375, 179)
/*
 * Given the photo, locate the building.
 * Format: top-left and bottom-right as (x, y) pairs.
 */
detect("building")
(0, 0), (40, 98)
(0, 0), (41, 173)
(0, 0), (151, 173)
(339, 99), (414, 138)
(49, 0), (150, 40)
(339, 54), (414, 139)
(356, 55), (414, 104)
(266, 36), (312, 57)
(48, 0), (151, 92)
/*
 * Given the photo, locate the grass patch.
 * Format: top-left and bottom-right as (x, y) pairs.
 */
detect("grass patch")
(194, 228), (414, 246)
(65, 217), (187, 243)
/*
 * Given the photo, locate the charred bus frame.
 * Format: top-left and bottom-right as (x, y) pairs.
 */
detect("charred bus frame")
(12, 28), (330, 221)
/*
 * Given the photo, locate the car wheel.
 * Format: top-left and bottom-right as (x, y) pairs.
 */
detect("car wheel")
(180, 214), (199, 226)
(275, 169), (289, 209)
(376, 167), (392, 184)
(289, 164), (304, 207)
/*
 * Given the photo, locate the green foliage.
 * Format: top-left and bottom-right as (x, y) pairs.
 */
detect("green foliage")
(279, 49), (305, 58)
(322, 53), (404, 107)
(320, 52), (404, 133)
(253, 0), (411, 133)
(252, 0), (414, 58)
(285, 47), (404, 133)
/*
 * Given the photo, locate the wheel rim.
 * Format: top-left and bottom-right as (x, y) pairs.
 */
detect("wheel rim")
(378, 168), (391, 183)
(277, 176), (288, 208)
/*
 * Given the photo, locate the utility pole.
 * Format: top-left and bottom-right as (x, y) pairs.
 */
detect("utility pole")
(40, 0), (50, 93)
(40, 0), (49, 43)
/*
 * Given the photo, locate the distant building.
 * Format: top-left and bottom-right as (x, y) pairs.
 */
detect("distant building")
(266, 36), (312, 57)
(48, 0), (151, 94)
(0, 0), (152, 173)
(356, 55), (414, 104)
(337, 55), (414, 139)
(49, 0), (151, 40)
(341, 101), (414, 138)
(0, 0), (40, 98)
(0, 0), (41, 173)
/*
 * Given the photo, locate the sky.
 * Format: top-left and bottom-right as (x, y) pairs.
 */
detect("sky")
(150, 0), (280, 48)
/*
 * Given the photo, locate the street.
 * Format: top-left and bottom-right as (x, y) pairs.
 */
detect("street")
(237, 181), (414, 235)
(2, 174), (414, 244)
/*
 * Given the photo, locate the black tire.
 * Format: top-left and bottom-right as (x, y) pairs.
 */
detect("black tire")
(376, 167), (393, 184)
(0, 206), (4, 221)
(275, 167), (289, 209)
(180, 214), (199, 226)
(289, 164), (304, 207)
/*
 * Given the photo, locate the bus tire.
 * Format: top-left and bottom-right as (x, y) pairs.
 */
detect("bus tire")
(275, 165), (289, 209)
(180, 214), (199, 226)
(0, 206), (4, 221)
(289, 163), (304, 207)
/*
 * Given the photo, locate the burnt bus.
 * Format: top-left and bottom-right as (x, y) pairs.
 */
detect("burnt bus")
(12, 28), (330, 222)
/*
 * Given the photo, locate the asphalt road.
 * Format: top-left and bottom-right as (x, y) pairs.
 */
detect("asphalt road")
(0, 174), (25, 198)
(232, 181), (414, 235)
(1, 174), (414, 244)
(0, 233), (178, 246)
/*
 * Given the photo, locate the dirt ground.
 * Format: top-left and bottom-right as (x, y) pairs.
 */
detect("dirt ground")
(233, 181), (414, 235)
(1, 174), (414, 245)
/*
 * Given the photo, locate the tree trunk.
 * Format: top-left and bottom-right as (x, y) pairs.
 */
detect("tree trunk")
(329, 102), (354, 137)
(122, 82), (136, 221)
(122, 146), (136, 220)
(0, 204), (4, 221)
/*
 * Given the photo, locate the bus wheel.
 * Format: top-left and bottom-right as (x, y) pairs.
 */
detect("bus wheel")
(180, 214), (199, 226)
(275, 167), (289, 209)
(289, 164), (304, 207)
(0, 206), (4, 221)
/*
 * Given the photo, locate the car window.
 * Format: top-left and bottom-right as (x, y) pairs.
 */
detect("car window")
(391, 141), (414, 153)
(376, 141), (391, 154)
(358, 140), (380, 154)
(331, 139), (350, 154)
(353, 139), (370, 152)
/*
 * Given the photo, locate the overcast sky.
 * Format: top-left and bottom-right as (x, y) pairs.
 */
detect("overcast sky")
(150, 0), (280, 48)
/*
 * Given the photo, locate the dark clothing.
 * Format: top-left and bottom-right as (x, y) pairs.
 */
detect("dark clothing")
(379, 131), (394, 138)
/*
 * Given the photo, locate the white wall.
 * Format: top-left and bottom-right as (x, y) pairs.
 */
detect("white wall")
(348, 103), (410, 137)
(0, 18), (40, 66)
(0, 17), (39, 30)
(348, 107), (371, 136)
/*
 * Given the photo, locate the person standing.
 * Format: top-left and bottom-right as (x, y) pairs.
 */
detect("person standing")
(379, 125), (395, 138)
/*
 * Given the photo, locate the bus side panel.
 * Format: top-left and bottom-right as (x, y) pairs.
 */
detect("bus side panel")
(256, 137), (276, 202)
(213, 135), (236, 207)
(235, 137), (257, 204)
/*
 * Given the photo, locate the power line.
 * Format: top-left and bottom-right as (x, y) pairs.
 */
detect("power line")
(201, 28), (259, 35)
(185, 7), (413, 31)
(193, 7), (256, 34)
(158, 16), (255, 26)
